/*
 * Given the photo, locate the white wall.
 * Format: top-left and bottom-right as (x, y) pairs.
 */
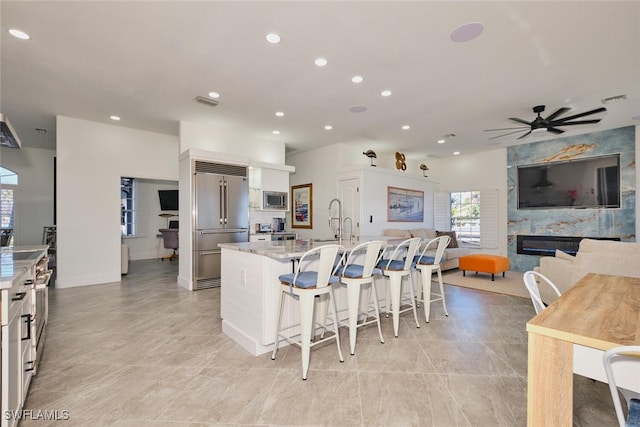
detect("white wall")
(427, 148), (509, 256)
(124, 178), (179, 261)
(56, 116), (179, 288)
(287, 143), (437, 239)
(0, 147), (55, 245)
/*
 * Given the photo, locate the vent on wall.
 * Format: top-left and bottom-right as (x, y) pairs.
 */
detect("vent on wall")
(194, 161), (246, 177)
(195, 96), (220, 108)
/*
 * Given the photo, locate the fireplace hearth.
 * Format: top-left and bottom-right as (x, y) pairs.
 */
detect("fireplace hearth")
(516, 235), (620, 256)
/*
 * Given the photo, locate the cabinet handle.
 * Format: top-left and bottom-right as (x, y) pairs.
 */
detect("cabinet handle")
(12, 292), (27, 301)
(21, 314), (32, 341)
(24, 279), (34, 285)
(25, 360), (35, 372)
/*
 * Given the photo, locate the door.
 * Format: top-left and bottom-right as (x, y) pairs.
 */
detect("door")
(224, 175), (249, 230)
(194, 173), (223, 230)
(338, 177), (361, 238)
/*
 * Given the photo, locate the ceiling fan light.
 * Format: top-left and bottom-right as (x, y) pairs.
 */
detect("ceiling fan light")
(531, 127), (547, 135)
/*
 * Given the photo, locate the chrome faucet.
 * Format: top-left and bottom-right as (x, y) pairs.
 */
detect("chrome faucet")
(343, 217), (353, 243)
(328, 198), (342, 240)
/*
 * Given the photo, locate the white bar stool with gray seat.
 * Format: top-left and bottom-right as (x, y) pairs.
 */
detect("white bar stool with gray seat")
(335, 240), (385, 355)
(272, 244), (345, 380)
(413, 235), (450, 323)
(376, 237), (422, 337)
(603, 346), (640, 427)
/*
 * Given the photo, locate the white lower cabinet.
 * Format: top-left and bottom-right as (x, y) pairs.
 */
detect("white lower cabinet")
(1, 270), (33, 427)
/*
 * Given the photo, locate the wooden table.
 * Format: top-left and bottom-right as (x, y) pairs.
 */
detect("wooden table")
(526, 273), (640, 426)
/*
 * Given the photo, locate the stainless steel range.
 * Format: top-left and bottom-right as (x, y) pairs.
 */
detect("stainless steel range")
(31, 255), (51, 374)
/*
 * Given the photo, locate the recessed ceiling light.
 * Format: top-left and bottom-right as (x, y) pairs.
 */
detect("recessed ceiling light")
(314, 58), (328, 67)
(110, 115), (121, 121)
(324, 125), (333, 130)
(402, 125), (410, 130)
(266, 33), (280, 44)
(381, 90), (392, 97)
(450, 22), (484, 43)
(352, 75), (364, 83)
(275, 111), (284, 117)
(8, 29), (30, 40)
(272, 130), (280, 135)
(453, 151), (461, 156)
(437, 139), (445, 144)
(349, 105), (367, 113)
(208, 91), (220, 99)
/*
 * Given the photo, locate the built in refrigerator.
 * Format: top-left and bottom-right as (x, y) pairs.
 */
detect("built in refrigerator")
(193, 161), (248, 289)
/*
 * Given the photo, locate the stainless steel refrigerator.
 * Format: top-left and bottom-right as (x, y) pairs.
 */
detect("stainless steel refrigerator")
(193, 161), (248, 289)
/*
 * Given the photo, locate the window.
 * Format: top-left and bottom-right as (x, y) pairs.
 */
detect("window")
(450, 191), (480, 246)
(121, 177), (135, 236)
(434, 189), (498, 249)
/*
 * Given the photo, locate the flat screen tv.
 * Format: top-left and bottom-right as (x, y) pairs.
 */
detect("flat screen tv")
(517, 154), (620, 210)
(158, 189), (179, 211)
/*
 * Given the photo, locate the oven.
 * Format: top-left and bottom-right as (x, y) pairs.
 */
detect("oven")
(31, 255), (51, 374)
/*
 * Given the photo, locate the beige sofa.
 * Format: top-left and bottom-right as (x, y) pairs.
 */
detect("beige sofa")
(535, 238), (640, 303)
(383, 228), (470, 271)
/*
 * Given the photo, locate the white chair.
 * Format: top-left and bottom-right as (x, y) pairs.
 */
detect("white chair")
(272, 244), (345, 380)
(336, 240), (385, 355)
(603, 346), (640, 427)
(413, 235), (450, 323)
(376, 237), (422, 337)
(522, 270), (562, 314)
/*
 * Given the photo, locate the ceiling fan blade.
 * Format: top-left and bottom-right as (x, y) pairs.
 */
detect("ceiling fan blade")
(509, 117), (532, 126)
(553, 107), (606, 122)
(484, 126), (529, 132)
(547, 127), (565, 134)
(517, 130), (532, 140)
(551, 119), (602, 126)
(488, 129), (529, 140)
(545, 107), (571, 121)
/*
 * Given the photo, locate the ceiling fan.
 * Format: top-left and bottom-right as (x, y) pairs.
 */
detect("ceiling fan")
(485, 105), (607, 140)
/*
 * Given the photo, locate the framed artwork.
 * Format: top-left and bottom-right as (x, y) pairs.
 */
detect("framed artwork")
(291, 183), (313, 228)
(387, 186), (424, 222)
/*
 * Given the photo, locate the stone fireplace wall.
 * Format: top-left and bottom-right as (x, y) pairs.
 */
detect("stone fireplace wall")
(507, 126), (636, 272)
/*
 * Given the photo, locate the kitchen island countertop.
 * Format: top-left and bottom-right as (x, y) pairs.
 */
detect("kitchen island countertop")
(0, 245), (48, 289)
(219, 236), (404, 260)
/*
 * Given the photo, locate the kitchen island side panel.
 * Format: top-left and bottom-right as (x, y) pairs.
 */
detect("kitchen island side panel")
(220, 248), (293, 355)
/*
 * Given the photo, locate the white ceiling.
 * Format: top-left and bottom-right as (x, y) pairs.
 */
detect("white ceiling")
(1, 1), (639, 161)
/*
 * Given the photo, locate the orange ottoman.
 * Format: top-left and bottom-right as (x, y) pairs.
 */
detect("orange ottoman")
(459, 254), (509, 281)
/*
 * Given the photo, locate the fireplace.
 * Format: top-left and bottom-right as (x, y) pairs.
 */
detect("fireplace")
(516, 235), (620, 256)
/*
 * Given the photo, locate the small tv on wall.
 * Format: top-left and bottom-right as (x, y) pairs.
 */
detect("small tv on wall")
(158, 189), (179, 211)
(517, 154), (620, 210)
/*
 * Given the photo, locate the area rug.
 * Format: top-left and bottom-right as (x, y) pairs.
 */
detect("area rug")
(441, 270), (529, 299)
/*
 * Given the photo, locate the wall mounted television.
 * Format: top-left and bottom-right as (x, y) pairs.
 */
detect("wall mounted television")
(517, 154), (620, 210)
(158, 189), (179, 211)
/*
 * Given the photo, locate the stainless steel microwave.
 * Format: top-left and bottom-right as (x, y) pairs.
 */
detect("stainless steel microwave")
(263, 191), (288, 210)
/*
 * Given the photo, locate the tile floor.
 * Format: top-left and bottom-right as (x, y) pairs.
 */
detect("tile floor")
(21, 260), (618, 426)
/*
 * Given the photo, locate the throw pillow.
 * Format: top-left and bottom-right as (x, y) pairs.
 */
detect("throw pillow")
(435, 230), (458, 248)
(555, 249), (575, 261)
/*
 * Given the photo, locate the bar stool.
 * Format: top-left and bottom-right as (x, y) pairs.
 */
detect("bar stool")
(376, 237), (422, 337)
(272, 244), (345, 380)
(335, 240), (385, 355)
(413, 235), (450, 323)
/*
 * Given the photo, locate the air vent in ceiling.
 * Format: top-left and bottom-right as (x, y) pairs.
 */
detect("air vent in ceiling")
(195, 96), (220, 108)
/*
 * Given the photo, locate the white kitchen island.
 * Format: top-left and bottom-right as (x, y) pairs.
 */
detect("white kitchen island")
(219, 238), (402, 356)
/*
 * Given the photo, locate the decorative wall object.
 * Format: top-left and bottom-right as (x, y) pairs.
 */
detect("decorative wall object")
(291, 183), (313, 228)
(363, 150), (377, 166)
(387, 186), (424, 222)
(395, 152), (406, 171)
(507, 126), (635, 272)
(420, 163), (429, 177)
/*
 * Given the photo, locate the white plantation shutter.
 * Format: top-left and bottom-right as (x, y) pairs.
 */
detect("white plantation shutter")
(434, 192), (451, 231)
(480, 189), (499, 249)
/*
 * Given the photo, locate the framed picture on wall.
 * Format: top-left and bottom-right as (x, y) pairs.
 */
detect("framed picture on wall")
(387, 186), (424, 222)
(291, 183), (313, 228)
